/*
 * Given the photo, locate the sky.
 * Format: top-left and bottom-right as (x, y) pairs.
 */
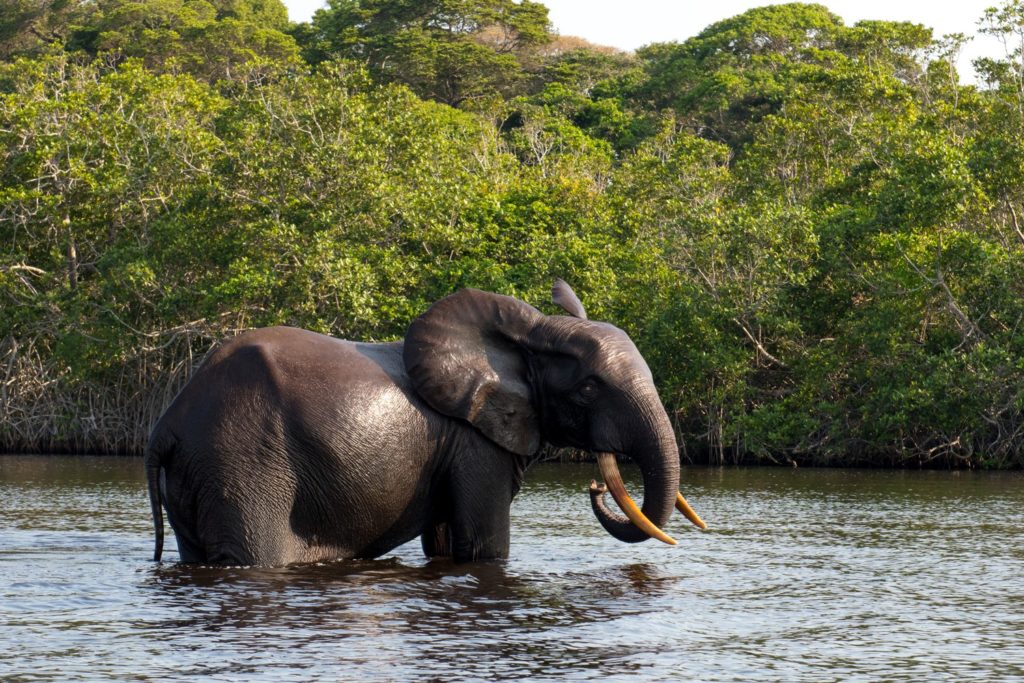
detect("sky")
(281, 0), (1008, 83)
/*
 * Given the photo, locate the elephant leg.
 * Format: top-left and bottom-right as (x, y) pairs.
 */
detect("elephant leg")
(421, 521), (453, 559)
(161, 470), (208, 563)
(163, 505), (205, 563)
(447, 447), (519, 562)
(450, 493), (511, 562)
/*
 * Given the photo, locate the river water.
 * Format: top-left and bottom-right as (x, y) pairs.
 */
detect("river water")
(1, 456), (1022, 681)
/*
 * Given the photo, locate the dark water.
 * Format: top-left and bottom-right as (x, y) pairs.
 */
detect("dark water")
(1, 457), (1023, 681)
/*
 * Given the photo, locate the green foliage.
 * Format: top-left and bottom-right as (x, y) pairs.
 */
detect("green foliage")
(0, 0), (100, 59)
(301, 0), (551, 106)
(632, 3), (933, 154)
(0, 0), (298, 80)
(633, 4), (845, 147)
(1, 2), (1023, 466)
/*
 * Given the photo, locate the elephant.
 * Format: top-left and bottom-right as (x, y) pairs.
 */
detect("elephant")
(145, 280), (705, 566)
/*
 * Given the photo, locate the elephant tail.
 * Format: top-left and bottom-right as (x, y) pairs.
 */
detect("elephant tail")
(144, 434), (172, 562)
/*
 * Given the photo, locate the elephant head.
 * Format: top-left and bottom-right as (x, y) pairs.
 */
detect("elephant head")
(403, 280), (704, 546)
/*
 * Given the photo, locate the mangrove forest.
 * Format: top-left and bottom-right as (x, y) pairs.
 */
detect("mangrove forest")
(1, 1), (1023, 467)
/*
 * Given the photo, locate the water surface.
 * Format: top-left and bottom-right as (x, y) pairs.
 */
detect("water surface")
(1, 456), (1022, 681)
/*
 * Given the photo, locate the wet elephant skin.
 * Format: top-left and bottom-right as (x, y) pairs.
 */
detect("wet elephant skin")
(145, 282), (681, 565)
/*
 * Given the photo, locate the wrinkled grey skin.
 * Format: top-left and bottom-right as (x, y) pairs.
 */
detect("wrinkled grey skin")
(146, 282), (680, 565)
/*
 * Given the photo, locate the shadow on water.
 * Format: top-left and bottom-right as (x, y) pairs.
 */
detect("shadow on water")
(138, 554), (683, 680)
(143, 553), (677, 630)
(143, 556), (530, 631)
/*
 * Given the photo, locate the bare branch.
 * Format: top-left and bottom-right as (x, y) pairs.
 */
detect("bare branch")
(732, 317), (788, 368)
(1008, 201), (1024, 248)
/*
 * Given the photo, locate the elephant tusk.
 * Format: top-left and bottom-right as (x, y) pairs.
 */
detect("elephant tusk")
(596, 453), (677, 546)
(676, 492), (708, 530)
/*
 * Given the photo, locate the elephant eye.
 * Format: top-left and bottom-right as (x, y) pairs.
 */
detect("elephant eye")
(574, 379), (599, 403)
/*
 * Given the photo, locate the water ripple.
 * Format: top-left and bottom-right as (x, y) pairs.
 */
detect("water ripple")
(1, 458), (1023, 681)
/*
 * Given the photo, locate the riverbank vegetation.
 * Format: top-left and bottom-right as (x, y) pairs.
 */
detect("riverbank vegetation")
(2, 1), (1023, 466)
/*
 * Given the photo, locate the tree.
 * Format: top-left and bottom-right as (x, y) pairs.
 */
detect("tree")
(0, 0), (99, 59)
(301, 0), (551, 106)
(633, 4), (932, 155)
(634, 3), (845, 147)
(0, 0), (299, 79)
(83, 0), (299, 78)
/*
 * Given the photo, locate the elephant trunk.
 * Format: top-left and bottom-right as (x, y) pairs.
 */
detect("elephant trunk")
(588, 392), (681, 544)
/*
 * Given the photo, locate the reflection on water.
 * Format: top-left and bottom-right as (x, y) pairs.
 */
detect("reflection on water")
(1, 456), (1023, 681)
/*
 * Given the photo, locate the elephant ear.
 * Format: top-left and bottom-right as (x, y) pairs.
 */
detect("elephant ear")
(552, 279), (587, 319)
(404, 289), (544, 456)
